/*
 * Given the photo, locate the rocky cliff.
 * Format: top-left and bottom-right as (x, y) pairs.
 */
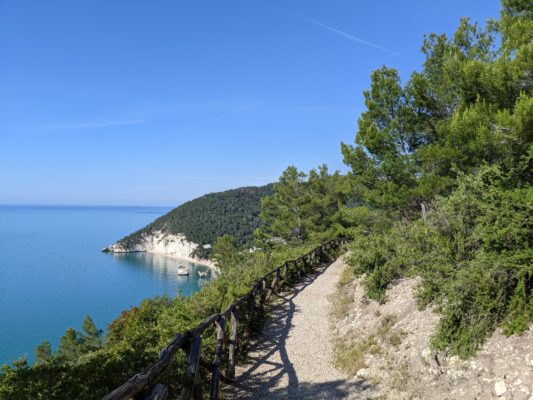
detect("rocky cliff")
(103, 230), (200, 261)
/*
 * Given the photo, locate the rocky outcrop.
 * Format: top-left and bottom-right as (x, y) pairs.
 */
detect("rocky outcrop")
(103, 231), (200, 261)
(331, 273), (533, 400)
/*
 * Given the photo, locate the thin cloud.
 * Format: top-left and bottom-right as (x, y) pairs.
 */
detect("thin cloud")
(47, 119), (146, 130)
(277, 7), (399, 56)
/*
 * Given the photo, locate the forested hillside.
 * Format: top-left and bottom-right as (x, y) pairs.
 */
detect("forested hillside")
(118, 184), (274, 249)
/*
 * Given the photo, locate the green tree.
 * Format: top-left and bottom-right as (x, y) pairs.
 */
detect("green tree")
(56, 328), (82, 365)
(34, 341), (53, 365)
(343, 0), (532, 358)
(80, 316), (103, 352)
(210, 234), (243, 270)
(258, 165), (350, 245)
(259, 166), (310, 244)
(341, 66), (419, 216)
(342, 5), (531, 217)
(497, 0), (533, 55)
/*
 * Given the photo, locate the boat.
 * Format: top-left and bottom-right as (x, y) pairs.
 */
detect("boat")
(198, 271), (208, 278)
(177, 265), (189, 276)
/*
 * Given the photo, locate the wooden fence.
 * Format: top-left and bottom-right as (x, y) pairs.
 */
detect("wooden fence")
(103, 237), (347, 400)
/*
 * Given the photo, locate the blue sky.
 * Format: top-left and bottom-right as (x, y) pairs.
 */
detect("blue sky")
(0, 0), (501, 206)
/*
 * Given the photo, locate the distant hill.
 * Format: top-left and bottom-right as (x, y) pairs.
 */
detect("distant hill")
(117, 184), (274, 250)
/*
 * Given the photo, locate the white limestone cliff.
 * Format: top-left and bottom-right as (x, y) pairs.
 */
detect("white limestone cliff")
(103, 231), (200, 261)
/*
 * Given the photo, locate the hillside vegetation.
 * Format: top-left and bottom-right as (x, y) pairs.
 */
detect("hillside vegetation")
(0, 1), (531, 398)
(118, 184), (274, 250)
(341, 0), (532, 357)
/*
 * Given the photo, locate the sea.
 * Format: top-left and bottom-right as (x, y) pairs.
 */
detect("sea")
(0, 205), (212, 366)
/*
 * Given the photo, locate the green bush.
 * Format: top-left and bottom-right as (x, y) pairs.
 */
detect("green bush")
(347, 167), (532, 357)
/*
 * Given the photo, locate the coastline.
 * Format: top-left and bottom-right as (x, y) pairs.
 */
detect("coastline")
(145, 249), (218, 271)
(104, 246), (219, 272)
(102, 230), (219, 271)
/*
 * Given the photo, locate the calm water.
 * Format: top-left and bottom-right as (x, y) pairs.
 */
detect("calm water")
(0, 205), (212, 366)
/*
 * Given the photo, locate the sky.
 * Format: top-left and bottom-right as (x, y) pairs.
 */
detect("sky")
(0, 0), (501, 206)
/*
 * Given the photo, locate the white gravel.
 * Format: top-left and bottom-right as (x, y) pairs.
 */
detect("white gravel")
(224, 259), (372, 399)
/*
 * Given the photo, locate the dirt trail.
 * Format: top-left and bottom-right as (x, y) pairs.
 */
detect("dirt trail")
(224, 258), (370, 399)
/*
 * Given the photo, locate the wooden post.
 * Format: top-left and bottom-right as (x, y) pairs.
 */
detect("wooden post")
(304, 254), (311, 273)
(319, 245), (328, 264)
(180, 336), (202, 400)
(145, 384), (169, 400)
(210, 316), (226, 400)
(281, 262), (289, 286)
(265, 269), (280, 302)
(228, 308), (238, 380)
(298, 259), (305, 279)
(310, 250), (316, 268)
(247, 287), (258, 333)
(258, 279), (267, 315)
(285, 261), (292, 282)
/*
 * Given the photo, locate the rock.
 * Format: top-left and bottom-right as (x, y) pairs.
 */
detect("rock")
(494, 380), (507, 397)
(448, 356), (459, 366)
(356, 368), (370, 379)
(103, 231), (201, 261)
(421, 348), (432, 363)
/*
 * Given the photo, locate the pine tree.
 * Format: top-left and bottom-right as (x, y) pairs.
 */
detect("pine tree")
(80, 315), (103, 352)
(56, 328), (82, 365)
(34, 341), (53, 365)
(210, 235), (243, 270)
(259, 166), (310, 244)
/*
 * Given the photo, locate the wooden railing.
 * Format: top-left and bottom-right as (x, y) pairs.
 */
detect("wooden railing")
(103, 238), (348, 400)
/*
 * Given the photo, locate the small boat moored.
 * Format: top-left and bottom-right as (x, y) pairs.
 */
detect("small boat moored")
(198, 271), (208, 278)
(177, 265), (189, 276)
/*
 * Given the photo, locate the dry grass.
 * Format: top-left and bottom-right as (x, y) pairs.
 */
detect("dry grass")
(333, 332), (382, 376)
(388, 330), (406, 347)
(390, 360), (411, 392)
(329, 287), (353, 320)
(329, 265), (356, 320)
(375, 314), (406, 347)
(337, 265), (356, 287)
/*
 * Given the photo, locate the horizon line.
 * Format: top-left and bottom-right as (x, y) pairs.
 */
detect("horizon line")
(0, 203), (175, 208)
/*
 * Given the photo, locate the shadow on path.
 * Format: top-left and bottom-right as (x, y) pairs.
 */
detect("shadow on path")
(223, 262), (372, 399)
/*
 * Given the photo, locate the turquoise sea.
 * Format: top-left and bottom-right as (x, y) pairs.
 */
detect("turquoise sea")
(0, 205), (212, 366)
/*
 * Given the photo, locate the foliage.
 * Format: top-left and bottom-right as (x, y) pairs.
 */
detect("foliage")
(56, 328), (83, 365)
(80, 316), (104, 353)
(119, 184), (274, 252)
(342, 0), (532, 358)
(31, 315), (106, 369)
(341, 1), (532, 218)
(348, 167), (532, 357)
(257, 165), (351, 246)
(34, 342), (53, 366)
(209, 234), (243, 270)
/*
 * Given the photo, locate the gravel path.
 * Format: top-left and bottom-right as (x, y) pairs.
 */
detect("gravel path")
(224, 258), (371, 399)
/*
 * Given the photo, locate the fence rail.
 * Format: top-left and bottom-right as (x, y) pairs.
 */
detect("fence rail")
(103, 237), (347, 400)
